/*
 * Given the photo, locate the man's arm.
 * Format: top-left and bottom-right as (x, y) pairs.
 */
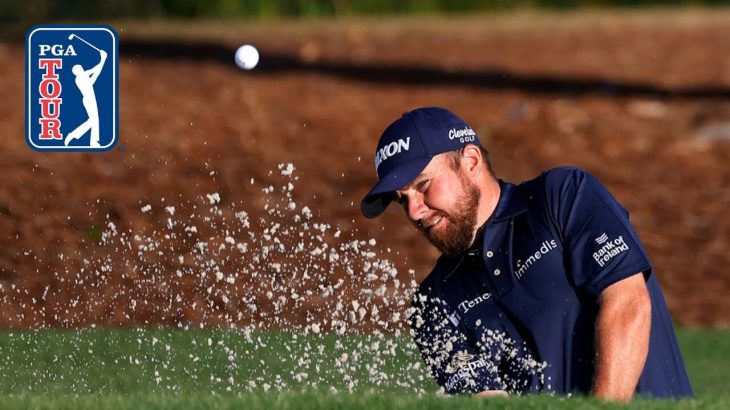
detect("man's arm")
(88, 50), (108, 83)
(593, 272), (651, 402)
(475, 389), (509, 397)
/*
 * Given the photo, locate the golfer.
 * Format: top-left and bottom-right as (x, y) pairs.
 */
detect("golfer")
(65, 48), (107, 148)
(361, 107), (693, 400)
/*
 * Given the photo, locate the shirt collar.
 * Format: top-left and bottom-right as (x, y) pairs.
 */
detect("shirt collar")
(442, 179), (527, 281)
(489, 179), (528, 223)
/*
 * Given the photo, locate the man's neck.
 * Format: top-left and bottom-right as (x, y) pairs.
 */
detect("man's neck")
(467, 176), (501, 249)
(477, 177), (501, 230)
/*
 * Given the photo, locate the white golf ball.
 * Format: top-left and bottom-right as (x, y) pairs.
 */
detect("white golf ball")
(235, 44), (259, 70)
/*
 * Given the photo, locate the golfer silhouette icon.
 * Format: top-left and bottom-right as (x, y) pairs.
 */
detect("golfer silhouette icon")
(64, 46), (107, 147)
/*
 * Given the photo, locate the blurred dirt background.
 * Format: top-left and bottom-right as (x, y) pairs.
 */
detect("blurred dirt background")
(0, 10), (728, 328)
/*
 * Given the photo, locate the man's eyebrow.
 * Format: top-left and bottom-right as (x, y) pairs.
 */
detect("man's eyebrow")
(399, 173), (429, 192)
(413, 171), (434, 183)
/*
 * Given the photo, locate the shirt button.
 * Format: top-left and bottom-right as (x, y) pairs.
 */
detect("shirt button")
(494, 269), (501, 276)
(486, 251), (494, 258)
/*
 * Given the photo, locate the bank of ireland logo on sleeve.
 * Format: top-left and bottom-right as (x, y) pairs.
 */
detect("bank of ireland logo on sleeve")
(25, 25), (118, 152)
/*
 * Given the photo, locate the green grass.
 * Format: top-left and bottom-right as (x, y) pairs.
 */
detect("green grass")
(0, 392), (712, 410)
(0, 329), (434, 395)
(0, 328), (726, 409)
(674, 328), (729, 397)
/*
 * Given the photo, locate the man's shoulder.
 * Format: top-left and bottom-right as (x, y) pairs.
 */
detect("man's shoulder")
(409, 256), (458, 327)
(413, 255), (459, 300)
(517, 166), (598, 203)
(520, 166), (592, 190)
(415, 256), (449, 292)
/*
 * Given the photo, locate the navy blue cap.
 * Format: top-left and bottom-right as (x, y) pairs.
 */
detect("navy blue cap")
(360, 107), (480, 219)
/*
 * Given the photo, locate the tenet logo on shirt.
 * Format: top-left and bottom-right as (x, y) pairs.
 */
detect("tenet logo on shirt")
(457, 291), (493, 315)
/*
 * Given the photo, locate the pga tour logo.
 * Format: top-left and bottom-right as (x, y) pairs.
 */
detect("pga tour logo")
(25, 25), (118, 152)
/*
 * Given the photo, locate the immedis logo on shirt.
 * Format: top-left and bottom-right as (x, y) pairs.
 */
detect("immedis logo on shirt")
(25, 25), (118, 152)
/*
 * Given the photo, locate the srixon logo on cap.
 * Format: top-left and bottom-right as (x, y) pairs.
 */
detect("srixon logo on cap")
(25, 25), (118, 152)
(374, 137), (410, 171)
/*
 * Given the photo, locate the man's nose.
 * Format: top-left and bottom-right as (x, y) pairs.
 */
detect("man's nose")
(406, 194), (428, 222)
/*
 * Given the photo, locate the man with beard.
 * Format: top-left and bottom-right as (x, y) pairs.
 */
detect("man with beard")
(360, 107), (692, 401)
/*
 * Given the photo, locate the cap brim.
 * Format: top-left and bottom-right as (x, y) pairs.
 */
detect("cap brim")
(360, 155), (432, 219)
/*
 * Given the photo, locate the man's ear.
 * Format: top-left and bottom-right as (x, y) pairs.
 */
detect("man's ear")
(461, 144), (483, 177)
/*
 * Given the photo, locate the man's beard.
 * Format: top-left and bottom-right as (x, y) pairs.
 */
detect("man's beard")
(421, 176), (480, 257)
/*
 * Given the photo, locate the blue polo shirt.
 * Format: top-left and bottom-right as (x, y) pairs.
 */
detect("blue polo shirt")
(409, 167), (693, 397)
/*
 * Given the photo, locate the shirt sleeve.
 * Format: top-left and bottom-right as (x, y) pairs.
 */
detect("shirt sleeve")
(546, 167), (652, 296)
(409, 286), (503, 394)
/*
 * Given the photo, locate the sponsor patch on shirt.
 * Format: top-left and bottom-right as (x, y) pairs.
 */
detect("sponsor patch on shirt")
(444, 351), (490, 391)
(457, 291), (493, 315)
(515, 239), (558, 280)
(448, 310), (460, 326)
(592, 234), (630, 268)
